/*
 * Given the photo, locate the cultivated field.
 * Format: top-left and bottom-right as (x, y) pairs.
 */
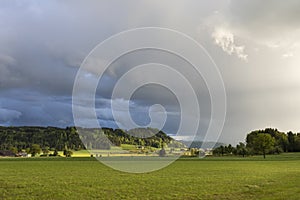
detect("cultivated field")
(1, 153), (300, 199)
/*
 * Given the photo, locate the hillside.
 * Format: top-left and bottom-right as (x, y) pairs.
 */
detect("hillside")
(0, 126), (185, 151)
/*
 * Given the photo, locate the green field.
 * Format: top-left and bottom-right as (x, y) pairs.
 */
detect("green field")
(1, 154), (300, 199)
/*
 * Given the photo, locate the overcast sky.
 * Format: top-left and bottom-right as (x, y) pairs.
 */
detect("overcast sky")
(1, 0), (300, 144)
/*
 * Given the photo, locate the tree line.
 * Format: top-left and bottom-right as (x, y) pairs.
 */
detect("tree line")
(213, 128), (300, 158)
(0, 126), (184, 154)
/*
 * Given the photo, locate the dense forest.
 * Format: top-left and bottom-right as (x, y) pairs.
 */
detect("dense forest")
(0, 126), (184, 152)
(213, 128), (300, 158)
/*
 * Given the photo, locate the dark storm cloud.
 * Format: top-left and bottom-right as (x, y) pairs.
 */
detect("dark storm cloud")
(0, 107), (22, 124)
(0, 0), (143, 128)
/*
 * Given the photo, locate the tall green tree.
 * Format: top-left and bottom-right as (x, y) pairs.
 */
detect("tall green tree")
(253, 134), (275, 159)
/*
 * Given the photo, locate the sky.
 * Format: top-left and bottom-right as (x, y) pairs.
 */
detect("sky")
(1, 0), (300, 144)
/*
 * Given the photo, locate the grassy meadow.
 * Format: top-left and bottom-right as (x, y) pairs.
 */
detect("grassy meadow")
(0, 153), (300, 199)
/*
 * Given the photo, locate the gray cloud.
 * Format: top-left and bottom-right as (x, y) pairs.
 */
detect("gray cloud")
(228, 0), (300, 32)
(217, 0), (300, 48)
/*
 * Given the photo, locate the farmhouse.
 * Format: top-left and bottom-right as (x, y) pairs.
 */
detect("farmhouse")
(0, 150), (16, 157)
(16, 152), (28, 157)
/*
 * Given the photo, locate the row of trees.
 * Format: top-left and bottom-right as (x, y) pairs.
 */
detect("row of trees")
(213, 128), (300, 158)
(0, 126), (184, 153)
